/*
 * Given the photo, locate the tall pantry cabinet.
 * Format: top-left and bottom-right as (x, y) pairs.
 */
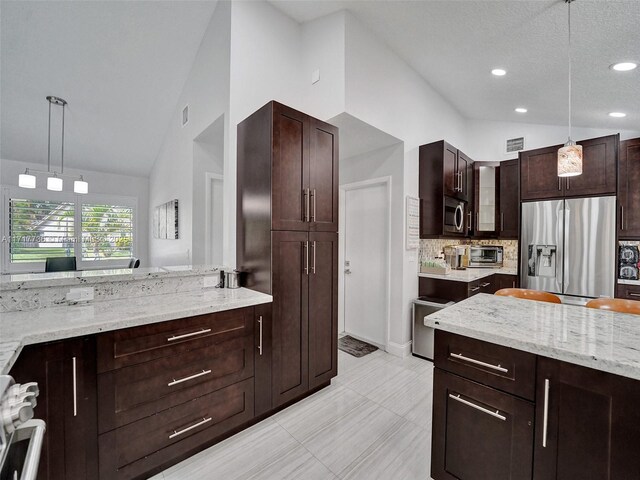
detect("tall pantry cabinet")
(236, 101), (339, 411)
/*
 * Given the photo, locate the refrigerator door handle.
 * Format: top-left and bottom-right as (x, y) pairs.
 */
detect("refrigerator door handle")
(557, 200), (566, 294)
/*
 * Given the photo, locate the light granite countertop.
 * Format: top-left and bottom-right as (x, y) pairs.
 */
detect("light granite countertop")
(418, 266), (518, 283)
(425, 293), (640, 381)
(0, 287), (272, 374)
(0, 265), (230, 291)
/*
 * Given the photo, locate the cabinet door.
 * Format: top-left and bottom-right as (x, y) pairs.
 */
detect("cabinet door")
(271, 231), (309, 407)
(272, 103), (310, 231)
(494, 273), (519, 291)
(520, 145), (564, 201)
(499, 159), (519, 238)
(432, 369), (534, 480)
(564, 134), (618, 197)
(10, 337), (98, 480)
(308, 232), (338, 389)
(479, 275), (496, 294)
(457, 150), (473, 202)
(618, 138), (640, 238)
(309, 118), (338, 232)
(534, 357), (640, 479)
(473, 162), (499, 238)
(254, 303), (273, 417)
(443, 143), (458, 198)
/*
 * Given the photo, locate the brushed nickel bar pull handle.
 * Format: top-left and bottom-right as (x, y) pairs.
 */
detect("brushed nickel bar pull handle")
(72, 356), (77, 417)
(304, 241), (309, 275)
(467, 211), (472, 231)
(621, 205), (625, 231)
(312, 241), (316, 274)
(258, 316), (263, 355)
(480, 282), (491, 287)
(501, 212), (504, 232)
(469, 286), (481, 292)
(628, 292), (640, 298)
(543, 378), (550, 447)
(168, 369), (212, 387)
(305, 188), (310, 222)
(558, 177), (562, 191)
(459, 171), (463, 192)
(450, 352), (508, 373)
(167, 328), (212, 342)
(312, 189), (316, 222)
(449, 394), (506, 421)
(566, 178), (570, 191)
(476, 212), (479, 231)
(169, 417), (212, 439)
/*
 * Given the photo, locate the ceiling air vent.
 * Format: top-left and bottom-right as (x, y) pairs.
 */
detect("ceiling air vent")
(182, 105), (189, 127)
(506, 136), (525, 154)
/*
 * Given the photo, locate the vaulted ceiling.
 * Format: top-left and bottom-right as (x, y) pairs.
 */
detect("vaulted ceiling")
(0, 1), (218, 177)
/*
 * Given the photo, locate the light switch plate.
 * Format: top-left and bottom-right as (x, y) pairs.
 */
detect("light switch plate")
(203, 275), (219, 288)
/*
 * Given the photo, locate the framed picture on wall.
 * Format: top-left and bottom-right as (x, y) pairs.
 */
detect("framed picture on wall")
(154, 199), (179, 239)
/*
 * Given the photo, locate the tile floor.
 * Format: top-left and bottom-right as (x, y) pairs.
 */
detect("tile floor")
(152, 350), (435, 480)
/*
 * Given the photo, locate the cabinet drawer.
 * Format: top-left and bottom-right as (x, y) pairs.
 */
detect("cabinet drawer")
(98, 335), (254, 432)
(97, 307), (254, 372)
(431, 369), (534, 480)
(99, 378), (254, 480)
(467, 280), (481, 297)
(616, 283), (640, 300)
(434, 330), (536, 401)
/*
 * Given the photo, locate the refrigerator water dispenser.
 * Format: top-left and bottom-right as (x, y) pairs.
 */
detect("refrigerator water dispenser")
(528, 244), (557, 277)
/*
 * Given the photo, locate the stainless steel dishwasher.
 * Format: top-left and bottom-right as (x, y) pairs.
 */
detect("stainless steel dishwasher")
(412, 296), (454, 360)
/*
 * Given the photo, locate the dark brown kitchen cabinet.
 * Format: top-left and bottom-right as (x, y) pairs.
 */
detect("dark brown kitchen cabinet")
(533, 356), (640, 479)
(419, 140), (474, 237)
(271, 231), (338, 407)
(239, 101), (338, 234)
(618, 137), (640, 238)
(431, 369), (534, 480)
(563, 134), (617, 197)
(472, 162), (499, 238)
(494, 273), (519, 290)
(237, 101), (338, 412)
(520, 134), (618, 201)
(498, 159), (519, 238)
(10, 337), (98, 480)
(254, 303), (273, 417)
(616, 283), (640, 300)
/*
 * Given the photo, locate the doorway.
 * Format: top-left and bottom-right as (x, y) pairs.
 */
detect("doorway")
(205, 172), (224, 265)
(339, 177), (391, 350)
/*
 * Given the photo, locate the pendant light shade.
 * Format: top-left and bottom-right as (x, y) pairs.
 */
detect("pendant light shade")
(74, 176), (89, 194)
(47, 174), (63, 191)
(558, 141), (583, 177)
(18, 170), (36, 188)
(557, 0), (582, 177)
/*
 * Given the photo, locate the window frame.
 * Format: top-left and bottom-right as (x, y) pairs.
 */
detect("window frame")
(1, 186), (138, 274)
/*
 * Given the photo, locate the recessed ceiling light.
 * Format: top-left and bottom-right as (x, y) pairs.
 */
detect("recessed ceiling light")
(515, 107), (528, 113)
(611, 62), (637, 72)
(609, 112), (626, 118)
(491, 68), (507, 76)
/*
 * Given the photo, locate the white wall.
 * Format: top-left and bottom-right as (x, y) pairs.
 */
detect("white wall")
(467, 118), (640, 162)
(0, 157), (150, 265)
(148, 1), (231, 267)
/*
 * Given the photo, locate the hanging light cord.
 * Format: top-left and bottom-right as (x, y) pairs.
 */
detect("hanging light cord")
(567, 0), (572, 142)
(61, 100), (65, 174)
(47, 97), (52, 173)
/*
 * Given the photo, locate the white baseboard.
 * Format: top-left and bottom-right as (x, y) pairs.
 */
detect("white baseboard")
(386, 340), (412, 358)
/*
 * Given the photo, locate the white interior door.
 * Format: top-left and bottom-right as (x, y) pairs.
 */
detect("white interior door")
(343, 182), (388, 348)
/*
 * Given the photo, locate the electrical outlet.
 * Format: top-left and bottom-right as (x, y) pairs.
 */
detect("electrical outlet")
(66, 287), (94, 303)
(203, 275), (219, 288)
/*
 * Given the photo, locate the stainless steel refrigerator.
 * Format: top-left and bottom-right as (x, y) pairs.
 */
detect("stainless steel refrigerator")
(520, 196), (616, 300)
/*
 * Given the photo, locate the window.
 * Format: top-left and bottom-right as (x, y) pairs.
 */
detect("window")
(9, 198), (75, 263)
(81, 203), (133, 261)
(2, 188), (137, 273)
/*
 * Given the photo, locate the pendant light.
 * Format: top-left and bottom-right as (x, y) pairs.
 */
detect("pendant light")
(557, 0), (582, 177)
(18, 96), (89, 193)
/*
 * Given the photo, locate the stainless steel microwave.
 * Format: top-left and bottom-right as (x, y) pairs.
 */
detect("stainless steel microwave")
(469, 245), (504, 267)
(443, 196), (466, 234)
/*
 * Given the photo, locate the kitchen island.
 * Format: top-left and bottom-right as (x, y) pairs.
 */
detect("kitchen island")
(425, 294), (640, 480)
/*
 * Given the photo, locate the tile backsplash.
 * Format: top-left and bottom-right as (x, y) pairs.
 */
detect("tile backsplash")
(419, 239), (518, 269)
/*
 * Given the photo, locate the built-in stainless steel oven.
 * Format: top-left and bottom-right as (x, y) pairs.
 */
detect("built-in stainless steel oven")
(443, 196), (466, 235)
(468, 245), (504, 268)
(0, 375), (44, 480)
